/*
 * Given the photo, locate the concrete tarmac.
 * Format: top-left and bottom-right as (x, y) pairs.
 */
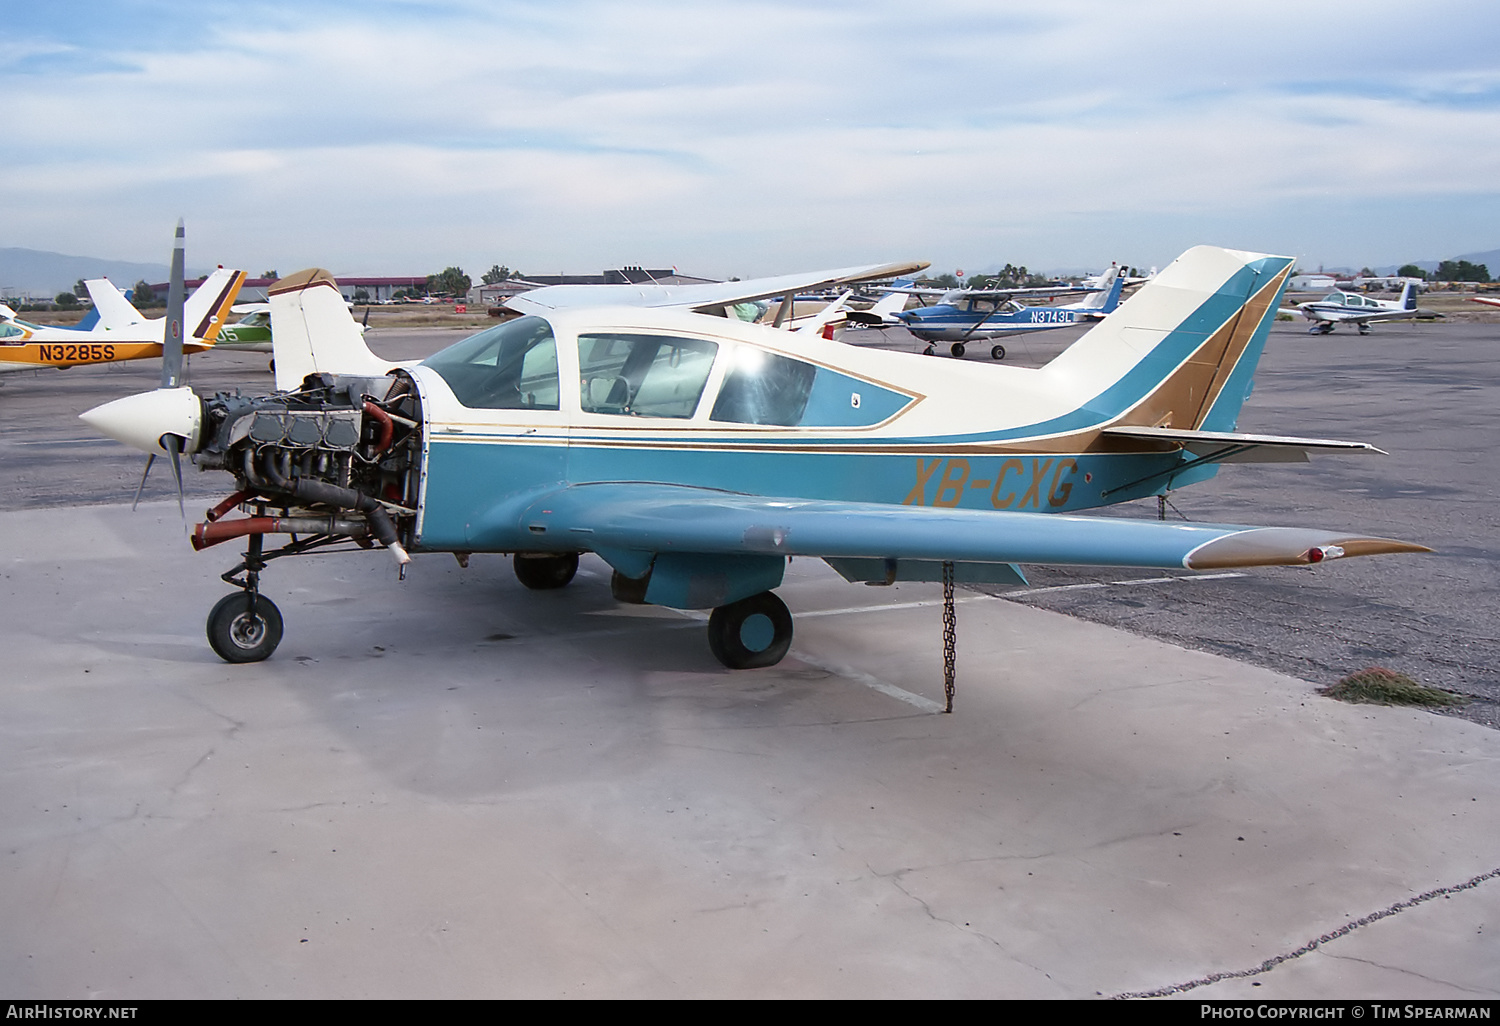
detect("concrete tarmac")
(2, 503), (1497, 999)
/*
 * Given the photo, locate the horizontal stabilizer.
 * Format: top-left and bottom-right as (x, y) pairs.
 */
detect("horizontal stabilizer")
(1102, 425), (1385, 464)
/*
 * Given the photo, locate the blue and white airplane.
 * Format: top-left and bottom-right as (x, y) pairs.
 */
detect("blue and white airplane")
(82, 245), (1427, 671)
(1294, 280), (1426, 335)
(891, 266), (1125, 359)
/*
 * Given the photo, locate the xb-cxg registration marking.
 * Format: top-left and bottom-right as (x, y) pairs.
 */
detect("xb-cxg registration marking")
(903, 456), (1079, 509)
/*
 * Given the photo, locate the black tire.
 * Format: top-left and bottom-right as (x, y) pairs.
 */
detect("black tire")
(207, 592), (283, 663)
(922, 345), (935, 356)
(991, 344), (1006, 360)
(950, 342), (967, 358)
(707, 591), (793, 669)
(514, 551), (579, 590)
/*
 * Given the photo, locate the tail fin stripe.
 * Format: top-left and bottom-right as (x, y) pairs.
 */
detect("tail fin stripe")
(194, 271), (247, 341)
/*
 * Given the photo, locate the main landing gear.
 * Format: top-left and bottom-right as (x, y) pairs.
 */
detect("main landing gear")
(513, 551), (579, 590)
(707, 591), (793, 669)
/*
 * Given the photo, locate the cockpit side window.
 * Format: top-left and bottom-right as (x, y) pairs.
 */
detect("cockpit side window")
(421, 315), (560, 410)
(578, 333), (718, 418)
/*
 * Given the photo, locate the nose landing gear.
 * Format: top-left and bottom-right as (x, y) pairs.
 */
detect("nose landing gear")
(207, 529), (283, 663)
(207, 591), (283, 663)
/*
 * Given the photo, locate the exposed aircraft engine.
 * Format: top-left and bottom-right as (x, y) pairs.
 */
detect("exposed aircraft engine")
(192, 372), (423, 564)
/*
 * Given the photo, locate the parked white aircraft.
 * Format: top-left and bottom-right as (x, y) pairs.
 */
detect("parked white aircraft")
(1294, 280), (1428, 335)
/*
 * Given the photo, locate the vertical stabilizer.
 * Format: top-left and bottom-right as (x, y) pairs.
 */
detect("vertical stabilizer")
(1077, 266), (1123, 312)
(1042, 246), (1294, 433)
(84, 279), (149, 330)
(269, 269), (394, 390)
(183, 268), (248, 343)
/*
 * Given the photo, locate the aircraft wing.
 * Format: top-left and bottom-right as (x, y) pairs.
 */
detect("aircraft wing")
(504, 262), (929, 316)
(962, 285), (1096, 301)
(1101, 426), (1386, 464)
(515, 482), (1426, 572)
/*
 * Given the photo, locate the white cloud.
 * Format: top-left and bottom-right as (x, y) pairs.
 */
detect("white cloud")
(2, 1), (1497, 274)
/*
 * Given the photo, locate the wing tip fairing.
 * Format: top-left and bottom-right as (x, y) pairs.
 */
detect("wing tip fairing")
(1184, 528), (1433, 570)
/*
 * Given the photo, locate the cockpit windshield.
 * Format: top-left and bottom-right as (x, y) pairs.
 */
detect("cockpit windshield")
(421, 315), (560, 410)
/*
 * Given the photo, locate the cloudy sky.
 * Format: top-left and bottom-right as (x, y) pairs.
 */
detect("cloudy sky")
(5, 0), (1499, 279)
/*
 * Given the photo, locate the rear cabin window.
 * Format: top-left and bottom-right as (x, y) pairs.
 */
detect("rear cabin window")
(711, 346), (914, 428)
(421, 316), (560, 410)
(710, 348), (817, 425)
(578, 333), (718, 419)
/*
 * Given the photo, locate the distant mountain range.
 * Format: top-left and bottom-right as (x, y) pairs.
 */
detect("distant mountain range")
(0, 248), (212, 299)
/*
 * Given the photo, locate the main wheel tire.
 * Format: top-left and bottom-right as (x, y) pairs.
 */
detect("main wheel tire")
(707, 591), (793, 669)
(207, 592), (283, 664)
(514, 552), (579, 590)
(991, 344), (1006, 360)
(950, 342), (967, 358)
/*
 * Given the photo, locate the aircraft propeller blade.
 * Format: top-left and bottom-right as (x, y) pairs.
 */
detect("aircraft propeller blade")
(130, 453), (157, 512)
(161, 219), (186, 389)
(165, 434), (186, 520)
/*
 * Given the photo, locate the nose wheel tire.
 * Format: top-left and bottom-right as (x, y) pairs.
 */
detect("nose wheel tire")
(514, 552), (579, 590)
(707, 591), (793, 669)
(922, 345), (935, 356)
(990, 344), (1006, 360)
(207, 592), (284, 663)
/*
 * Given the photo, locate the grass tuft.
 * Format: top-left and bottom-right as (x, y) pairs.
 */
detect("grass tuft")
(1321, 667), (1467, 707)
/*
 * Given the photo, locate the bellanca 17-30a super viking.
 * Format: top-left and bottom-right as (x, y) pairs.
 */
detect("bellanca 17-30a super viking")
(81, 239), (1428, 672)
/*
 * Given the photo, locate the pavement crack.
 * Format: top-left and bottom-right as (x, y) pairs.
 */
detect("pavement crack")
(1109, 865), (1500, 999)
(870, 862), (1056, 982)
(1321, 953), (1495, 995)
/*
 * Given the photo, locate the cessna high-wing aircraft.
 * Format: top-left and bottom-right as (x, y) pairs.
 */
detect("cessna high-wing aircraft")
(890, 267), (1125, 359)
(1294, 280), (1426, 335)
(216, 304), (273, 351)
(82, 243), (1427, 678)
(0, 268), (245, 374)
